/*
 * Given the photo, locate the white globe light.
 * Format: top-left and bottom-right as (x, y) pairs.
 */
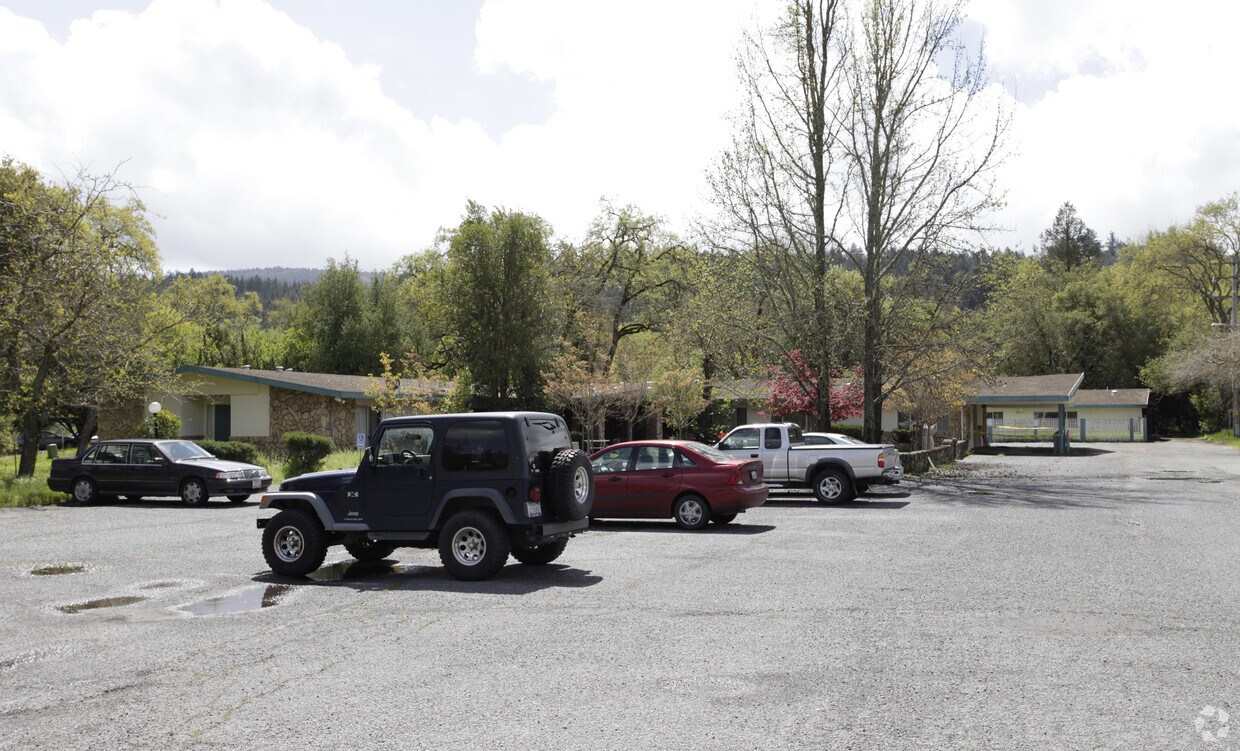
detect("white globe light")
(147, 401), (162, 415)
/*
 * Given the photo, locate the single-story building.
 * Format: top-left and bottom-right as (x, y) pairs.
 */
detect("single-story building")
(99, 366), (452, 453)
(966, 373), (1150, 447)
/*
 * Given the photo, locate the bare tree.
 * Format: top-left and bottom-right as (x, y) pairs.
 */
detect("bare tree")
(710, 0), (1009, 440)
(707, 0), (851, 431)
(839, 0), (1010, 441)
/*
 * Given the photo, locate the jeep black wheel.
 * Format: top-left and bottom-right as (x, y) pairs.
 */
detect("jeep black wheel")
(673, 494), (710, 530)
(345, 539), (397, 562)
(712, 512), (738, 525)
(262, 509), (328, 577)
(180, 478), (209, 506)
(511, 538), (568, 566)
(71, 477), (98, 505)
(812, 468), (854, 504)
(546, 448), (593, 521)
(227, 494), (250, 503)
(438, 510), (510, 581)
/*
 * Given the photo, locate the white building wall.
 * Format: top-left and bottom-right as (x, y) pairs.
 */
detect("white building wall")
(231, 384), (271, 438)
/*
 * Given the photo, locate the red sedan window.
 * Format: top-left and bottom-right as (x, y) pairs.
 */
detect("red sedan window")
(634, 446), (674, 470)
(674, 450), (698, 468)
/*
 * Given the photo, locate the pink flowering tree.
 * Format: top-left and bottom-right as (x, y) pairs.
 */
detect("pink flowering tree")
(764, 350), (864, 426)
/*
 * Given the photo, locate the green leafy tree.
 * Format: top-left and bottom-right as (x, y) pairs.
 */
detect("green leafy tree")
(555, 202), (690, 375)
(0, 159), (173, 475)
(441, 201), (553, 408)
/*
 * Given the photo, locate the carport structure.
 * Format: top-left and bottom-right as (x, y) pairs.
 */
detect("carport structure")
(966, 373), (1085, 455)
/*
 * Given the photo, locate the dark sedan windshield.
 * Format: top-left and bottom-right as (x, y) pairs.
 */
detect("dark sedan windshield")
(159, 441), (214, 461)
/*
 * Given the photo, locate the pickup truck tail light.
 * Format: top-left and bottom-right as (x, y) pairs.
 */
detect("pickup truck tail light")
(877, 454), (885, 469)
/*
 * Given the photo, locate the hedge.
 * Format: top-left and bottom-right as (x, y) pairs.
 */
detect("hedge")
(197, 439), (262, 466)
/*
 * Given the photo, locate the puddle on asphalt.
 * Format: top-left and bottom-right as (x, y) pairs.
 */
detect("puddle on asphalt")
(31, 565), (85, 576)
(178, 585), (291, 616)
(307, 560), (415, 582)
(58, 596), (145, 614)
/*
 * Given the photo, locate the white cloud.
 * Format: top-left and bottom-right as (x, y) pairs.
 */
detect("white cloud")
(0, 0), (1236, 269)
(973, 0), (1240, 248)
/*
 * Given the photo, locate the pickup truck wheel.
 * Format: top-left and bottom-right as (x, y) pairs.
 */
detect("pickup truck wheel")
(512, 538), (568, 566)
(438, 510), (510, 581)
(262, 509), (328, 577)
(546, 449), (594, 521)
(345, 539), (397, 562)
(813, 468), (855, 504)
(712, 513), (738, 525)
(673, 494), (710, 530)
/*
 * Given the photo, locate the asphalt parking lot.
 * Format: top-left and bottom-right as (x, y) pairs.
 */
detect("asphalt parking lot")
(2, 439), (1239, 750)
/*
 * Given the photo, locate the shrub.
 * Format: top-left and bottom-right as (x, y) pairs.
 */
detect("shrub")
(891, 428), (915, 447)
(197, 439), (261, 465)
(284, 431), (335, 478)
(136, 411), (182, 439)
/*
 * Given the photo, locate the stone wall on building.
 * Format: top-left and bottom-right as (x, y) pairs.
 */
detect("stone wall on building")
(264, 386), (356, 454)
(97, 399), (147, 441)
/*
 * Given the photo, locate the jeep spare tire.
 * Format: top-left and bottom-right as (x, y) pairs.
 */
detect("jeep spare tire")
(546, 448), (593, 521)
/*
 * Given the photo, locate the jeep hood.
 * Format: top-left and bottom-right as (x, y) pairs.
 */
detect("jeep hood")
(278, 468), (357, 492)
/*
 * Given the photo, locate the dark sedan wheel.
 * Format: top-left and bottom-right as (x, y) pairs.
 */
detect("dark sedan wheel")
(673, 494), (710, 531)
(262, 510), (328, 577)
(71, 477), (98, 505)
(180, 478), (209, 506)
(712, 513), (738, 525)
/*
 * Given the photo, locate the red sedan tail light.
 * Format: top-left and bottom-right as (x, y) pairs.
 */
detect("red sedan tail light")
(728, 467), (742, 485)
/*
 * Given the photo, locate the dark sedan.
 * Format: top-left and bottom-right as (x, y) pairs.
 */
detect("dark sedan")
(48, 439), (272, 505)
(589, 440), (768, 530)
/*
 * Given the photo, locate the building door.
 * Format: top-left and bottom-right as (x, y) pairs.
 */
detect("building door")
(214, 404), (231, 441)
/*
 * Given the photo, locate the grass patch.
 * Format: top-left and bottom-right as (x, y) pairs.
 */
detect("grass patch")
(1202, 430), (1240, 450)
(0, 449), (77, 508)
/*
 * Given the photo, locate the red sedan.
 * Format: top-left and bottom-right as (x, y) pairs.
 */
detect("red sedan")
(589, 440), (768, 530)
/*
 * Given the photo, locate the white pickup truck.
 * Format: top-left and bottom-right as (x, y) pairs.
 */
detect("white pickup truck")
(715, 423), (903, 503)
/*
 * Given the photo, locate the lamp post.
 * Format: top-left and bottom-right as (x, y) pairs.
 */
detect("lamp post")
(147, 401), (162, 438)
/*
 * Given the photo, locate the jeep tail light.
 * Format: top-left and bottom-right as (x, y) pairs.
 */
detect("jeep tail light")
(528, 486), (542, 502)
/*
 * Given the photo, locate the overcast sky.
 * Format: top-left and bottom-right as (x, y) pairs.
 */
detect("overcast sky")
(1, 0), (1236, 271)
